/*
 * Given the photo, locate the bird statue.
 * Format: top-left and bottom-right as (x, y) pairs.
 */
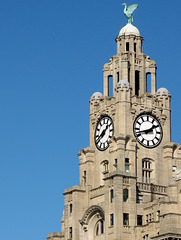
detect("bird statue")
(122, 3), (138, 23)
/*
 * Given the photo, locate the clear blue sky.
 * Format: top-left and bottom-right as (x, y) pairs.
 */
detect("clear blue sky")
(0, 1), (181, 240)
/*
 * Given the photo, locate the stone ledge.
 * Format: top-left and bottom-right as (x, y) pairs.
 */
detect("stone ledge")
(47, 232), (64, 240)
(64, 185), (86, 195)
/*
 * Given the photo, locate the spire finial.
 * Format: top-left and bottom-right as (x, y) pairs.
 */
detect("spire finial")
(122, 3), (138, 23)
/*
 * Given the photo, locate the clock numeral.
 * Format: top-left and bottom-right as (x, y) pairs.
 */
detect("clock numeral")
(141, 117), (144, 122)
(137, 121), (141, 125)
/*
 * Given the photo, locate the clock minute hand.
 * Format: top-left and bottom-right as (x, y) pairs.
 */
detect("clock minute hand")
(136, 125), (159, 135)
(96, 125), (109, 143)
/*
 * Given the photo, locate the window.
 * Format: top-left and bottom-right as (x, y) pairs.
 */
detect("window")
(69, 227), (72, 239)
(123, 213), (129, 226)
(126, 42), (129, 51)
(142, 159), (152, 183)
(84, 171), (86, 186)
(110, 214), (114, 226)
(137, 215), (142, 226)
(95, 220), (104, 236)
(108, 75), (113, 97)
(143, 234), (149, 240)
(70, 204), (72, 216)
(101, 220), (104, 234)
(146, 73), (151, 93)
(110, 189), (114, 203)
(123, 189), (129, 202)
(114, 159), (118, 170)
(146, 214), (149, 224)
(135, 70), (140, 96)
(134, 42), (136, 52)
(117, 72), (119, 83)
(125, 158), (129, 172)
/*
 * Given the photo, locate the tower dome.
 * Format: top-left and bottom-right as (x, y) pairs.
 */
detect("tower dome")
(90, 92), (103, 100)
(115, 80), (131, 90)
(119, 23), (140, 36)
(156, 88), (170, 97)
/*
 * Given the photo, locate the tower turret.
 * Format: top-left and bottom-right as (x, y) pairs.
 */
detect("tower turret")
(103, 23), (157, 97)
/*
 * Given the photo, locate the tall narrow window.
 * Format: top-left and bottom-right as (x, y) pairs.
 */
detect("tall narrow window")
(137, 215), (143, 226)
(70, 204), (72, 216)
(128, 67), (130, 83)
(117, 72), (119, 83)
(114, 159), (117, 170)
(108, 75), (113, 97)
(125, 158), (129, 172)
(69, 227), (72, 239)
(135, 70), (140, 96)
(123, 213), (129, 226)
(123, 189), (129, 202)
(126, 42), (129, 51)
(110, 189), (114, 203)
(110, 214), (114, 226)
(101, 220), (104, 234)
(84, 171), (86, 186)
(134, 43), (137, 52)
(146, 73), (151, 93)
(142, 159), (152, 183)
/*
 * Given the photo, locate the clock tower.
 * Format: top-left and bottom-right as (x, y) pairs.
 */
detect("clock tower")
(47, 16), (181, 240)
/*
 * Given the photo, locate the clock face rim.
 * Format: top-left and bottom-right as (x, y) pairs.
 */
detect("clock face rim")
(94, 115), (114, 151)
(133, 113), (163, 148)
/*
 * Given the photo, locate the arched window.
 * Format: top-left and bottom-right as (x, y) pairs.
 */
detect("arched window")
(123, 189), (129, 202)
(142, 159), (152, 183)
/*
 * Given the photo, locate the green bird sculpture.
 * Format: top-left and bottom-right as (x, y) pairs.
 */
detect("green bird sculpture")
(122, 3), (138, 23)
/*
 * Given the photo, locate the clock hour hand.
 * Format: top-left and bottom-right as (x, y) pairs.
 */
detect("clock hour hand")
(96, 125), (109, 143)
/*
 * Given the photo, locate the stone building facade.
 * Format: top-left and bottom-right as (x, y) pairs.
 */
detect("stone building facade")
(47, 22), (181, 240)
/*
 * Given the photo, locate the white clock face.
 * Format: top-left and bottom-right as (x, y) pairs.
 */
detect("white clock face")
(133, 114), (163, 148)
(95, 116), (114, 151)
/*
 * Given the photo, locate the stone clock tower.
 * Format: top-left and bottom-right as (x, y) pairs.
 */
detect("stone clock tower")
(47, 20), (181, 240)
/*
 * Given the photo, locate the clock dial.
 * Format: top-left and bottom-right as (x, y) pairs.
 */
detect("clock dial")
(95, 116), (114, 151)
(133, 114), (163, 148)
